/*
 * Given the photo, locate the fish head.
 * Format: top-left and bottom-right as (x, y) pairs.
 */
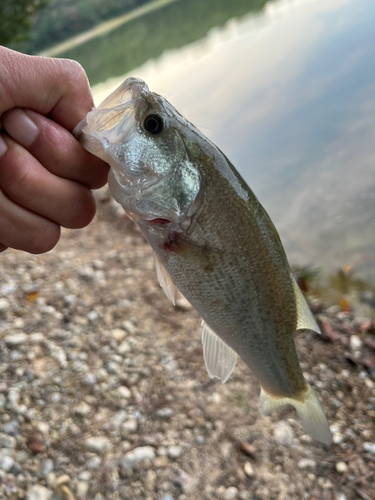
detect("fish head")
(74, 77), (201, 228)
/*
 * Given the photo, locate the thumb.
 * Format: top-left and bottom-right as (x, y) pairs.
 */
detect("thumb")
(0, 46), (93, 130)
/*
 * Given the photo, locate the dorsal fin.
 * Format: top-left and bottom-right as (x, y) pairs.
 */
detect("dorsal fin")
(201, 321), (237, 383)
(291, 273), (321, 333)
(154, 253), (178, 305)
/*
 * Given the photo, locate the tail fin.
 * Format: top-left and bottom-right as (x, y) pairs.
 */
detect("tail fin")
(260, 384), (332, 445)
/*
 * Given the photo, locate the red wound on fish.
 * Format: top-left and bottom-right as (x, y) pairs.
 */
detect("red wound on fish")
(148, 218), (171, 226)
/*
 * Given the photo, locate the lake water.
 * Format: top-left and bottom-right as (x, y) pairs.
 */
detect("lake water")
(56, 0), (375, 282)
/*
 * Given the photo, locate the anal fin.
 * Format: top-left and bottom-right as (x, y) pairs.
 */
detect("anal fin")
(291, 273), (321, 334)
(154, 254), (178, 305)
(201, 322), (237, 383)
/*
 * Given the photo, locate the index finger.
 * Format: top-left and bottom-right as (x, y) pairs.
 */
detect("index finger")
(0, 46), (93, 130)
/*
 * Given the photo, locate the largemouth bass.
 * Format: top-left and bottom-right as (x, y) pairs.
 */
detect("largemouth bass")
(74, 78), (332, 445)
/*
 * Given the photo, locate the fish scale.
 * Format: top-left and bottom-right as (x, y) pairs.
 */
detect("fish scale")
(74, 77), (332, 445)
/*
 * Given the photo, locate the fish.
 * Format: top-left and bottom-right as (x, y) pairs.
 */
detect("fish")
(74, 77), (332, 445)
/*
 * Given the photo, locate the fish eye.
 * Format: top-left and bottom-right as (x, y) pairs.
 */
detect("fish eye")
(144, 114), (164, 134)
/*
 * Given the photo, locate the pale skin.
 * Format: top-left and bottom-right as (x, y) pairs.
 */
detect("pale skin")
(0, 46), (109, 254)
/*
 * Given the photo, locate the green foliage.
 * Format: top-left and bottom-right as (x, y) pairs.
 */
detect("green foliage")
(10, 0), (152, 54)
(0, 0), (50, 46)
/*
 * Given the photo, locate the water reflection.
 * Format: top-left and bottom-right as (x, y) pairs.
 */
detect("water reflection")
(70, 0), (375, 280)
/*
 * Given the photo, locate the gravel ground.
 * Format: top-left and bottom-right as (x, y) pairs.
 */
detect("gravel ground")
(0, 189), (374, 500)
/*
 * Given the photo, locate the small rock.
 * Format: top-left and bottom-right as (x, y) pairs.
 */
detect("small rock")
(168, 445), (183, 459)
(153, 456), (169, 467)
(0, 455), (14, 471)
(350, 335), (363, 351)
(84, 436), (112, 454)
(363, 442), (375, 454)
(225, 486), (238, 500)
(298, 459), (317, 470)
(273, 421), (294, 446)
(55, 474), (70, 486)
(121, 418), (138, 435)
(40, 458), (54, 477)
(26, 484), (53, 500)
(117, 341), (131, 355)
(156, 407), (174, 419)
(76, 481), (89, 497)
(239, 441), (256, 458)
(36, 422), (50, 434)
(0, 433), (16, 448)
(0, 298), (10, 312)
(4, 333), (28, 347)
(10, 462), (22, 476)
(29, 332), (45, 344)
(336, 493), (347, 500)
(82, 373), (97, 385)
(117, 386), (132, 399)
(111, 328), (126, 342)
(120, 446), (156, 469)
(162, 495), (174, 500)
(244, 461), (254, 478)
(74, 402), (91, 417)
(2, 420), (19, 435)
(335, 462), (348, 473)
(87, 456), (102, 469)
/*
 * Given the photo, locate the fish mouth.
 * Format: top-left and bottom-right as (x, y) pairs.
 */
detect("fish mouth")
(73, 77), (149, 147)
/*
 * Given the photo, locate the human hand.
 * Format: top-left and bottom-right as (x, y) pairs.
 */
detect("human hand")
(0, 46), (109, 254)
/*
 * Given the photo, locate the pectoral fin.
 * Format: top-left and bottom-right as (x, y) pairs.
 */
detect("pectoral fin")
(291, 274), (321, 334)
(154, 254), (178, 305)
(201, 322), (237, 383)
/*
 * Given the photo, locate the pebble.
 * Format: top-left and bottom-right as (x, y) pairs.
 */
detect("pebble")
(350, 335), (363, 351)
(117, 340), (131, 354)
(40, 458), (54, 477)
(74, 402), (91, 417)
(168, 445), (183, 459)
(82, 373), (97, 385)
(117, 385), (132, 399)
(298, 459), (317, 470)
(120, 446), (156, 469)
(156, 407), (174, 419)
(273, 421), (294, 446)
(0, 297), (10, 312)
(87, 456), (102, 469)
(26, 484), (53, 500)
(363, 442), (375, 454)
(0, 433), (16, 448)
(244, 461), (255, 477)
(335, 462), (348, 473)
(224, 486), (238, 500)
(2, 420), (19, 435)
(76, 481), (90, 497)
(121, 418), (138, 435)
(162, 495), (174, 500)
(111, 328), (127, 342)
(4, 333), (28, 347)
(0, 455), (15, 471)
(84, 436), (112, 454)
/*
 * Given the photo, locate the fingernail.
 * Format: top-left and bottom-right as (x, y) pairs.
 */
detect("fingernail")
(3, 108), (39, 147)
(0, 134), (7, 158)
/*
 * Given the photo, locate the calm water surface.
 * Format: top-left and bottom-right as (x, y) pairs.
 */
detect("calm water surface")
(59, 0), (375, 281)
